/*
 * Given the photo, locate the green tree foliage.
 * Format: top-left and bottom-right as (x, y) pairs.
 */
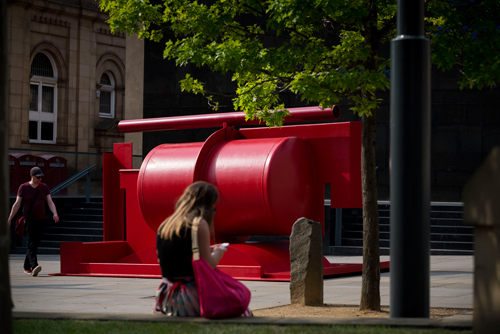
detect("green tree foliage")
(98, 0), (499, 121)
(99, 0), (397, 125)
(426, 0), (500, 90)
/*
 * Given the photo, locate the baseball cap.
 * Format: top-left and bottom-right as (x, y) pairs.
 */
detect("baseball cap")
(30, 166), (44, 177)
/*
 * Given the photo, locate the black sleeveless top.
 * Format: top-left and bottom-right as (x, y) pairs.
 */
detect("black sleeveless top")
(156, 226), (194, 278)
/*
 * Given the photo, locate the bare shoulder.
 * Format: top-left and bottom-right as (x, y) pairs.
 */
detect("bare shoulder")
(197, 218), (209, 230)
(197, 218), (211, 238)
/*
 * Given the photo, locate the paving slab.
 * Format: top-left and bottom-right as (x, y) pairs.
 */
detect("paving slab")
(9, 254), (473, 329)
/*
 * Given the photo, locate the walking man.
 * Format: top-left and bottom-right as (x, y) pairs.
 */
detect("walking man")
(8, 166), (59, 276)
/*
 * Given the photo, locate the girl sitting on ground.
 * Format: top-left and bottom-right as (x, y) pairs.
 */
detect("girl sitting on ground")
(154, 181), (252, 317)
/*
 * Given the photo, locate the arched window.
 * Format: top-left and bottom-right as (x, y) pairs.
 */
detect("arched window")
(29, 52), (57, 143)
(99, 72), (115, 118)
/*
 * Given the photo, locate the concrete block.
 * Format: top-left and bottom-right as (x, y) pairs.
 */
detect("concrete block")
(463, 146), (500, 334)
(472, 226), (500, 334)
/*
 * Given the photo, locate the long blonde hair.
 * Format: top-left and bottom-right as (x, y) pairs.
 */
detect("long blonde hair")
(158, 181), (218, 240)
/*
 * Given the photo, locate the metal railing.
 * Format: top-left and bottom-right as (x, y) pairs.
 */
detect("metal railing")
(51, 164), (96, 202)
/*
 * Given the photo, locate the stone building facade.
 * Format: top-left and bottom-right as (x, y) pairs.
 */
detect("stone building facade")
(6, 0), (128, 158)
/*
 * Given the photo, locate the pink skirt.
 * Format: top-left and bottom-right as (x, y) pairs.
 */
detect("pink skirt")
(153, 277), (253, 317)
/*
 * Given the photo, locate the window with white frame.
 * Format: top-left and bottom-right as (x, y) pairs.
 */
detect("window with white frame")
(99, 72), (115, 118)
(29, 52), (57, 143)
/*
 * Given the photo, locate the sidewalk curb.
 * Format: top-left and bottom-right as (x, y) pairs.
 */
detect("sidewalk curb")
(13, 311), (472, 330)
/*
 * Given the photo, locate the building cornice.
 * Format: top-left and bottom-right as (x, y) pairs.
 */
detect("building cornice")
(8, 0), (109, 22)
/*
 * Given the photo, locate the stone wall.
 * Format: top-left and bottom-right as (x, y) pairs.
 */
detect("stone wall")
(7, 0), (126, 158)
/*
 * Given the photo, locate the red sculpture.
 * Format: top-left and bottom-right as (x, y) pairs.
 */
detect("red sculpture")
(56, 106), (388, 280)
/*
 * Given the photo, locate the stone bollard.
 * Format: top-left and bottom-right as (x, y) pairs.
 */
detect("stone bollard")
(289, 217), (323, 306)
(463, 146), (500, 334)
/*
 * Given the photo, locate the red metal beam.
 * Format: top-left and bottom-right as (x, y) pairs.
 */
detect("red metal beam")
(118, 106), (341, 133)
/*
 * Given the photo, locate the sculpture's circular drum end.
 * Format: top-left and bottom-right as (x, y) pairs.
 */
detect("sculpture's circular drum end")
(332, 105), (341, 119)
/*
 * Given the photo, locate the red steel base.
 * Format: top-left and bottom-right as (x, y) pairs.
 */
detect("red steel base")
(51, 240), (389, 281)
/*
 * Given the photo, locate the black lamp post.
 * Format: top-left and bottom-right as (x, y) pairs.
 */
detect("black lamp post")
(390, 0), (431, 318)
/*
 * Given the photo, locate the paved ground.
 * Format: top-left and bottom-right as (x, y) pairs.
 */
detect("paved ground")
(9, 254), (474, 328)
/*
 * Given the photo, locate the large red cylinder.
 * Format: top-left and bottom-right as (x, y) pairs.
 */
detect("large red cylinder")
(137, 137), (316, 236)
(205, 137), (316, 236)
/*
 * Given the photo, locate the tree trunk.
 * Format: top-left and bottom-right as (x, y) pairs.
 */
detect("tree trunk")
(0, 0), (14, 331)
(359, 0), (382, 309)
(359, 110), (381, 311)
